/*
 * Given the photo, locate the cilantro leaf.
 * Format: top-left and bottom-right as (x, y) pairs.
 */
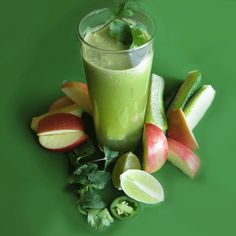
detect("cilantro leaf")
(109, 0), (149, 48)
(73, 163), (98, 176)
(109, 19), (133, 46)
(69, 163), (98, 185)
(103, 146), (119, 170)
(67, 142), (115, 230)
(123, 0), (138, 17)
(130, 23), (149, 48)
(112, 0), (138, 18)
(79, 190), (106, 209)
(88, 170), (111, 189)
(87, 208), (114, 230)
(68, 140), (96, 166)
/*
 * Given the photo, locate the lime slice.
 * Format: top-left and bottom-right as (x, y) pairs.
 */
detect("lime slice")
(145, 74), (167, 132)
(112, 152), (141, 190)
(120, 169), (164, 204)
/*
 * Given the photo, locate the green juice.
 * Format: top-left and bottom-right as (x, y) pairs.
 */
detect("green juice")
(82, 25), (153, 151)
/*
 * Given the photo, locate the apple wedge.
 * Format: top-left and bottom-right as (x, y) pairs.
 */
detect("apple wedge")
(49, 96), (74, 111)
(61, 82), (92, 115)
(167, 109), (199, 150)
(167, 138), (200, 178)
(37, 113), (84, 136)
(31, 104), (83, 131)
(39, 131), (88, 152)
(143, 123), (168, 173)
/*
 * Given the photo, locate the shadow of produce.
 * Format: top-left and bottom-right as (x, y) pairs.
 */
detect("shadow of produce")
(163, 76), (182, 110)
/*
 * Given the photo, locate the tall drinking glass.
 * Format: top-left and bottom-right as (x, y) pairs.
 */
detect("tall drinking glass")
(79, 8), (155, 152)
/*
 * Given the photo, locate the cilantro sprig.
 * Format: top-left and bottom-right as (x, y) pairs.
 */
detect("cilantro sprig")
(67, 140), (120, 230)
(112, 0), (138, 18)
(108, 0), (148, 48)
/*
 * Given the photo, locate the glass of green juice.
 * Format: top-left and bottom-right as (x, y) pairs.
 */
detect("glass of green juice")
(79, 8), (155, 152)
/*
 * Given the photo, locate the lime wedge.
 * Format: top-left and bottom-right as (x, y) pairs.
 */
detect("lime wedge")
(145, 74), (167, 132)
(120, 169), (164, 204)
(112, 152), (141, 190)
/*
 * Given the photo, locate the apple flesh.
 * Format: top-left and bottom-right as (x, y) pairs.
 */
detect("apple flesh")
(31, 104), (83, 131)
(143, 123), (168, 173)
(37, 113), (84, 136)
(39, 131), (88, 152)
(167, 138), (200, 178)
(167, 108), (199, 150)
(61, 82), (92, 115)
(49, 96), (74, 111)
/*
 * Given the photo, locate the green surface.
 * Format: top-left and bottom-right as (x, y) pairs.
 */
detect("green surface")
(0, 0), (236, 235)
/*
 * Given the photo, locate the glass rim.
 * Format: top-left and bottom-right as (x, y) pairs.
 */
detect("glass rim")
(78, 8), (155, 54)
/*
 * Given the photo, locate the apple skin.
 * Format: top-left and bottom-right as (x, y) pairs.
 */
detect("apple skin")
(31, 104), (83, 131)
(143, 123), (168, 173)
(167, 109), (199, 150)
(49, 96), (74, 111)
(61, 82), (92, 115)
(38, 131), (88, 152)
(167, 138), (200, 178)
(37, 113), (84, 135)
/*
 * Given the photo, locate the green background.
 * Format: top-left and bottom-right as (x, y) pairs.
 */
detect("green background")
(1, 0), (235, 235)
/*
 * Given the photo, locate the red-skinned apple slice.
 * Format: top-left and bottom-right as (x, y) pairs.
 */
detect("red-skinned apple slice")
(61, 82), (92, 115)
(31, 104), (83, 131)
(49, 96), (74, 111)
(39, 131), (88, 152)
(167, 138), (200, 178)
(167, 109), (199, 150)
(143, 123), (168, 173)
(37, 113), (84, 136)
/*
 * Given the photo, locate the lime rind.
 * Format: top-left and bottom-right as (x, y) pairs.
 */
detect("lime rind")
(112, 152), (141, 190)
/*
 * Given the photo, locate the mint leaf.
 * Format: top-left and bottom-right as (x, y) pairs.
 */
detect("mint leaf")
(109, 19), (133, 46)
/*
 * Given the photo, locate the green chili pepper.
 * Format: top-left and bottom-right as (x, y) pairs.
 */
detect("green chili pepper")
(110, 196), (141, 220)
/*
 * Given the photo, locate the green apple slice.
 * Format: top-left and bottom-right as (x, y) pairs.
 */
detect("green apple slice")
(145, 74), (167, 132)
(184, 85), (216, 130)
(167, 70), (202, 112)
